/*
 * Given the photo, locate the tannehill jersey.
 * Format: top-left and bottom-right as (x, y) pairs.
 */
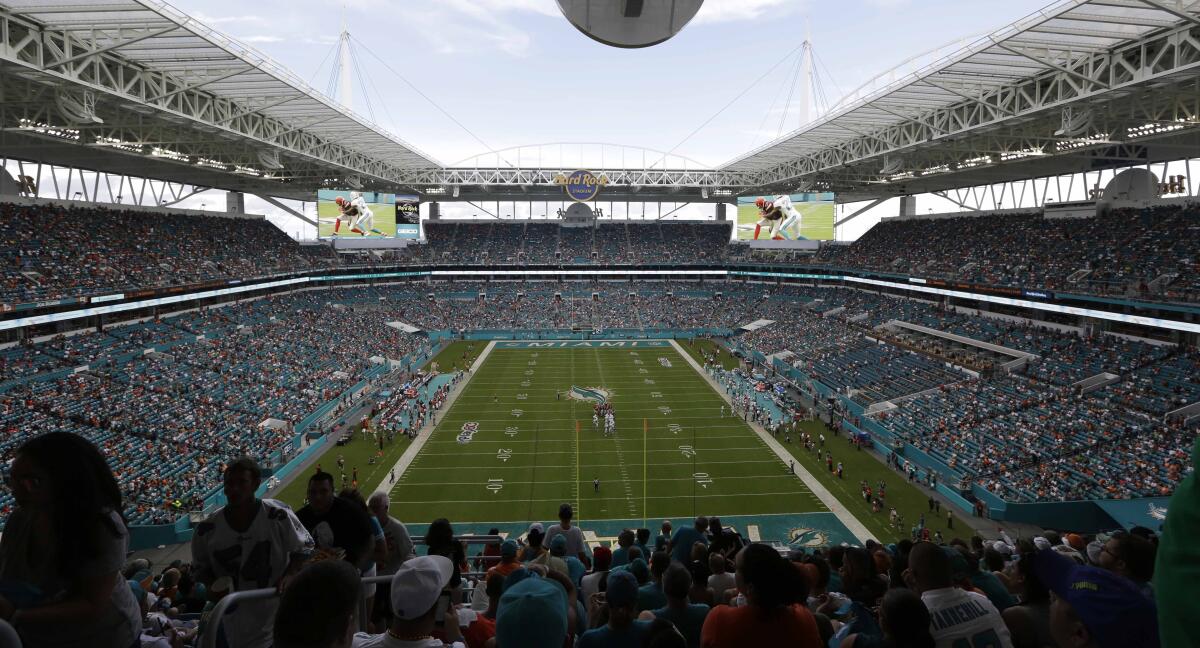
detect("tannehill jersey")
(191, 498), (314, 648)
(350, 195), (373, 218)
(921, 587), (1014, 648)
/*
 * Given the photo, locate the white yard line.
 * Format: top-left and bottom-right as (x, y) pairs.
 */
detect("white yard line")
(376, 341), (497, 497)
(668, 339), (873, 543)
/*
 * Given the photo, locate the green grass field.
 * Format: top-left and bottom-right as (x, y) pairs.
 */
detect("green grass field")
(388, 341), (828, 525)
(773, 421), (969, 541)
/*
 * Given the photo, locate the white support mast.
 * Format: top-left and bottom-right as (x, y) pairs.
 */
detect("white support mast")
(799, 21), (812, 126)
(337, 13), (352, 111)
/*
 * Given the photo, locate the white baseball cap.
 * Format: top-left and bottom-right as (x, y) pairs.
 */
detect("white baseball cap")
(390, 555), (454, 620)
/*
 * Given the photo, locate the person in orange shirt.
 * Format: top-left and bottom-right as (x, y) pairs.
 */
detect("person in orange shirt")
(700, 543), (823, 648)
(487, 539), (522, 581)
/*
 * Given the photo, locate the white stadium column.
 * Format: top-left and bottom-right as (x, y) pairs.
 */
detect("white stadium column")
(226, 191), (245, 214)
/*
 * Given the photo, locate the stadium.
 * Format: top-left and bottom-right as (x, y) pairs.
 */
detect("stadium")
(0, 1), (1195, 647)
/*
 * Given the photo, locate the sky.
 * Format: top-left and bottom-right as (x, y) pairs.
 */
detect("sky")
(160, 0), (1056, 236)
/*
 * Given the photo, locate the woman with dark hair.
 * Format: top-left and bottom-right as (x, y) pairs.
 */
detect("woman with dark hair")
(823, 547), (886, 645)
(699, 543), (822, 647)
(424, 518), (466, 589)
(1000, 540), (1055, 648)
(0, 432), (141, 647)
(841, 588), (936, 648)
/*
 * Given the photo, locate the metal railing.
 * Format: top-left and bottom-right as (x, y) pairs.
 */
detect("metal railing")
(199, 536), (504, 648)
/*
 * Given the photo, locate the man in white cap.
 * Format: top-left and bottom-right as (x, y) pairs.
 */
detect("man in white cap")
(353, 555), (464, 648)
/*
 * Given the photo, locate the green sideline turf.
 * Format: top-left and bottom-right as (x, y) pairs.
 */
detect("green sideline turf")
(389, 343), (828, 525)
(676, 337), (740, 371)
(774, 421), (970, 542)
(423, 340), (488, 373)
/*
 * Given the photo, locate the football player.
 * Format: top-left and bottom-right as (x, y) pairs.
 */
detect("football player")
(753, 197), (784, 240)
(348, 191), (385, 236)
(769, 194), (804, 240)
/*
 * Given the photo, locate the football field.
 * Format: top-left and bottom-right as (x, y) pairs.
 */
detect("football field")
(388, 340), (830, 527)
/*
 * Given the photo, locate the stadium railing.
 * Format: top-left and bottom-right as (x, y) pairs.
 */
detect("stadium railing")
(198, 535), (504, 648)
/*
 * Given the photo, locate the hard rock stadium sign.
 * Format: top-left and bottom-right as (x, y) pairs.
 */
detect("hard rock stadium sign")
(554, 170), (609, 202)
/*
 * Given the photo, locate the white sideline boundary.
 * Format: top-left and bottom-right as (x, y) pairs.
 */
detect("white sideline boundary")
(375, 340), (497, 497)
(667, 339), (873, 543)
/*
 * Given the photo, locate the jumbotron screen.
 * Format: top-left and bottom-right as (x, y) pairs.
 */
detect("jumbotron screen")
(317, 190), (419, 239)
(735, 192), (835, 241)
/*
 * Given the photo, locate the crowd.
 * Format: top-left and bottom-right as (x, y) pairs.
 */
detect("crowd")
(0, 202), (336, 305)
(2, 431), (1188, 648)
(3, 202), (1197, 311)
(810, 204), (1200, 302)
(1, 281), (1196, 516)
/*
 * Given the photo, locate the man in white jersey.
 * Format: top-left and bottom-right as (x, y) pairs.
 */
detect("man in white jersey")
(191, 458), (314, 648)
(349, 191), (385, 237)
(769, 194), (804, 240)
(908, 542), (1013, 648)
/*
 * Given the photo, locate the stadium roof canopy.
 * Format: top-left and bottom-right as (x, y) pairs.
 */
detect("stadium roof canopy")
(720, 0), (1200, 202)
(0, 0), (438, 200)
(1, 0), (1198, 204)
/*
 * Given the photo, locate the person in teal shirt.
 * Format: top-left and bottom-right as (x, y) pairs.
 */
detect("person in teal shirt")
(668, 516), (708, 565)
(641, 563), (709, 648)
(1155, 434), (1199, 648)
(636, 553), (669, 612)
(610, 529), (635, 568)
(578, 570), (652, 648)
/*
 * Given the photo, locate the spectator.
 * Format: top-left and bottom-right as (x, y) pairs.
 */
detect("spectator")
(1095, 533), (1156, 599)
(670, 517), (709, 565)
(907, 542), (1013, 648)
(707, 518), (743, 558)
(530, 536), (569, 577)
(700, 543), (822, 648)
(424, 519), (467, 592)
(551, 534), (587, 587)
(0, 432), (142, 648)
(368, 492), (415, 574)
(274, 560), (360, 648)
(612, 529), (636, 568)
(957, 546), (1016, 611)
(521, 524), (546, 563)
(340, 489), (387, 628)
(1033, 548), (1158, 648)
(488, 540), (523, 580)
(1155, 434), (1198, 648)
(640, 563), (710, 648)
(637, 553), (670, 612)
(706, 554), (736, 602)
(1001, 541), (1054, 648)
(495, 574), (568, 648)
(656, 521), (673, 552)
(298, 472), (375, 570)
(581, 546), (612, 602)
(842, 587), (936, 648)
(462, 573), (502, 648)
(353, 555), (463, 648)
(367, 491), (414, 628)
(579, 570), (651, 648)
(544, 503), (590, 567)
(643, 617), (689, 648)
(191, 457), (313, 648)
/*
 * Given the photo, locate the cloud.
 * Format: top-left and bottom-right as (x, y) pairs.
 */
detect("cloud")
(692, 0), (806, 24)
(240, 35), (285, 43)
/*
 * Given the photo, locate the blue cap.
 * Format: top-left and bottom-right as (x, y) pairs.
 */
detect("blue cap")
(503, 567), (535, 593)
(128, 580), (146, 603)
(629, 558), (650, 584)
(496, 576), (567, 648)
(549, 534), (568, 556)
(500, 539), (519, 559)
(606, 570), (639, 609)
(1033, 549), (1159, 648)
